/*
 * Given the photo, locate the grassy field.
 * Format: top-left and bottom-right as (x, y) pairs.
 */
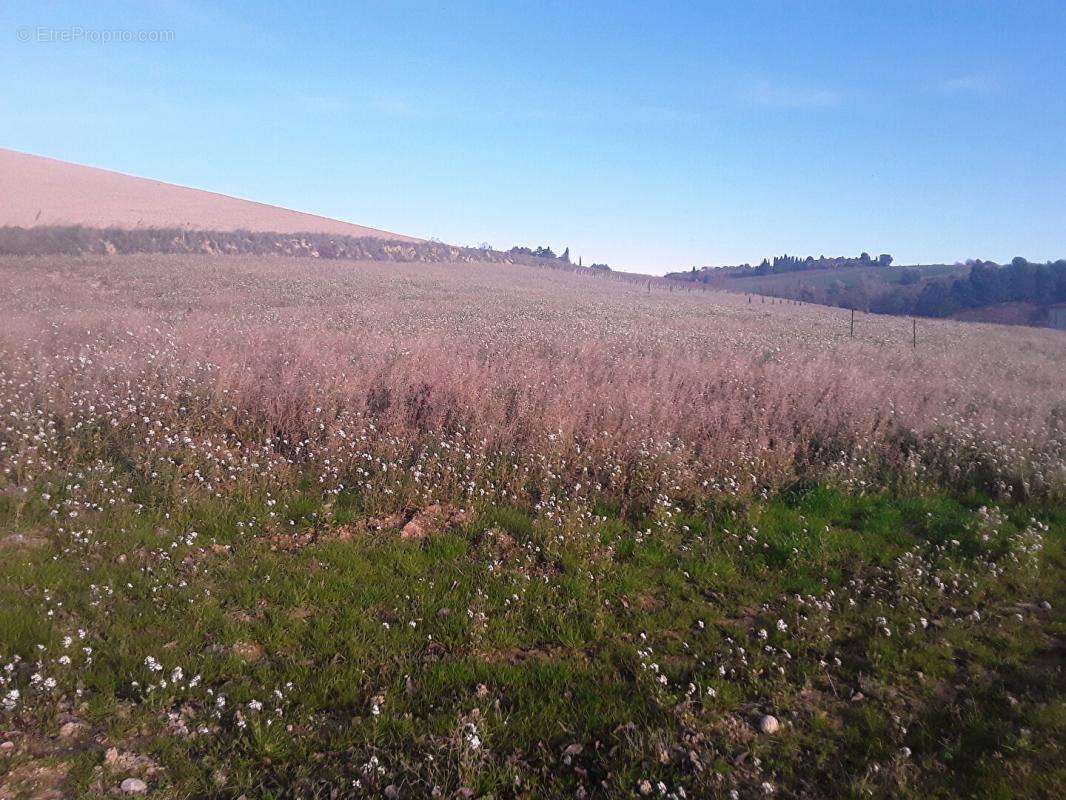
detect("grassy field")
(0, 255), (1063, 799)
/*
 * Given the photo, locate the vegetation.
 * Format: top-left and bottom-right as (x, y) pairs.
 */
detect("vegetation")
(0, 254), (1063, 799)
(0, 226), (592, 271)
(675, 252), (894, 283)
(674, 256), (1066, 325)
(904, 258), (1066, 318)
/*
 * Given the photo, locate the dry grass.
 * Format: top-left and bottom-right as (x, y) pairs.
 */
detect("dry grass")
(1, 253), (1062, 506)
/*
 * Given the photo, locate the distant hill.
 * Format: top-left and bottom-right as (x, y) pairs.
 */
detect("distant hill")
(668, 256), (1066, 328)
(0, 148), (418, 241)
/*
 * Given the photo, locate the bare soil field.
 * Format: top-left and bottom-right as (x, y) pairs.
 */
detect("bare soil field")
(0, 149), (417, 240)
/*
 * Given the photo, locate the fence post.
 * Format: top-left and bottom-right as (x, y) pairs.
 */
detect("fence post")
(912, 318), (917, 349)
(850, 308), (855, 338)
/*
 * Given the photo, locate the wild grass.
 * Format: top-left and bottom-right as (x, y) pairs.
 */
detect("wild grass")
(0, 254), (1063, 798)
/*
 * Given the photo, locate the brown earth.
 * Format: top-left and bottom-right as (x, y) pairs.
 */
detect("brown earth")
(0, 148), (418, 241)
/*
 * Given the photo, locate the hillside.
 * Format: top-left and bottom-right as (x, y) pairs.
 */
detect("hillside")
(0, 148), (418, 241)
(705, 263), (964, 297)
(669, 258), (1066, 328)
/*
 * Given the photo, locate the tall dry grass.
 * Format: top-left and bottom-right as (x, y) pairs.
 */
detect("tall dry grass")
(0, 253), (1063, 518)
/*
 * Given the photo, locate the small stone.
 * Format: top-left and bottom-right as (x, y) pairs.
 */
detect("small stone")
(58, 721), (83, 738)
(0, 740), (14, 751)
(0, 532), (49, 550)
(851, 692), (865, 702)
(384, 785), (400, 799)
(120, 778), (148, 794)
(758, 714), (780, 734)
(1040, 601), (1052, 611)
(436, 607), (450, 617)
(231, 641), (264, 662)
(104, 747), (120, 765)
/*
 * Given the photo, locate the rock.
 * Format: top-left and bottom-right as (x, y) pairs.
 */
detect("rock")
(104, 747), (120, 765)
(0, 532), (48, 550)
(120, 778), (148, 794)
(399, 517), (427, 541)
(58, 721), (84, 738)
(231, 641), (264, 662)
(384, 785), (400, 799)
(481, 528), (516, 554)
(399, 504), (466, 542)
(758, 714), (780, 734)
(0, 740), (14, 751)
(436, 607), (451, 617)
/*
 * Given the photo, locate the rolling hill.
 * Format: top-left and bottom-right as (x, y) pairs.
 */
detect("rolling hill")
(0, 147), (418, 241)
(668, 259), (1066, 328)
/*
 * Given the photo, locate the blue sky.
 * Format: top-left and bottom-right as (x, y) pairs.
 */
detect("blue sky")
(3, 1), (1064, 274)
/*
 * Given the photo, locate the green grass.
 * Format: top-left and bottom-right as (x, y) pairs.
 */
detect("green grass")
(0, 484), (1062, 799)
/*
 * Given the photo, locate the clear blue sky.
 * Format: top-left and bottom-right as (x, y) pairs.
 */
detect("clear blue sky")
(3, 1), (1064, 274)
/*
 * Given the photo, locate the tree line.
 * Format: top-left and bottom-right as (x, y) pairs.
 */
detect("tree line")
(873, 258), (1066, 317)
(676, 252), (892, 283)
(507, 245), (612, 271)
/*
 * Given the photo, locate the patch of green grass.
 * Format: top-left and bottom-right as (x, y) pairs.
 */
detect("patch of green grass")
(0, 482), (1062, 798)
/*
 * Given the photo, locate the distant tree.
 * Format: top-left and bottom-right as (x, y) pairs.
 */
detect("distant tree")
(860, 252), (871, 264)
(560, 247), (570, 263)
(877, 253), (893, 266)
(914, 281), (954, 317)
